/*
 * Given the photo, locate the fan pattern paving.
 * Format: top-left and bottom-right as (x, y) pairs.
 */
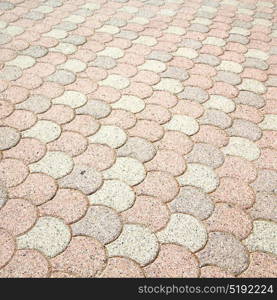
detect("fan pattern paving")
(0, 0), (277, 278)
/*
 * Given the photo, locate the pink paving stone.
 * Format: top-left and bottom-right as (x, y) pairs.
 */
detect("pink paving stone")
(255, 148), (277, 170)
(147, 21), (168, 30)
(265, 87), (277, 100)
(33, 82), (64, 98)
(3, 138), (46, 164)
(142, 28), (162, 38)
(28, 63), (55, 77)
(241, 68), (267, 82)
(204, 203), (253, 240)
(144, 244), (199, 278)
(200, 266), (234, 278)
(33, 37), (58, 48)
(81, 41), (104, 52)
(146, 91), (178, 108)
(0, 12), (19, 22)
(216, 155), (257, 183)
(108, 38), (132, 50)
(168, 57), (194, 71)
(145, 149), (186, 176)
(239, 252), (277, 278)
(121, 195), (170, 232)
(100, 109), (136, 129)
(73, 26), (93, 37)
(51, 236), (106, 278)
(39, 52), (67, 65)
(18, 30), (40, 43)
(65, 78), (97, 94)
(109, 63), (138, 78)
(98, 257), (144, 278)
(0, 80), (8, 92)
(208, 29), (229, 39)
(211, 177), (255, 209)
(0, 159), (28, 188)
(251, 25), (271, 34)
(119, 52), (145, 66)
(127, 44), (151, 56)
(124, 23), (144, 32)
(63, 115), (100, 136)
(14, 73), (43, 90)
(184, 31), (205, 41)
(0, 198), (37, 236)
(123, 82), (153, 99)
(47, 131), (88, 157)
(128, 119), (164, 142)
(0, 100), (14, 119)
(170, 100), (203, 119)
(267, 55), (277, 65)
(184, 75), (213, 90)
(256, 131), (277, 150)
(230, 104), (264, 124)
(86, 67), (108, 81)
(220, 51), (245, 63)
(200, 45), (224, 56)
(73, 143), (115, 171)
(1, 109), (37, 131)
(260, 100), (277, 114)
(0, 229), (16, 268)
(190, 64), (217, 77)
(9, 173), (58, 206)
(0, 48), (17, 62)
(39, 189), (88, 224)
(91, 32), (113, 43)
(50, 271), (79, 278)
(134, 171), (179, 203)
(248, 40), (270, 52)
(251, 32), (271, 43)
(89, 86), (121, 103)
(137, 104), (171, 125)
(209, 82), (238, 98)
(5, 86), (29, 104)
(191, 125), (229, 148)
(0, 249), (50, 278)
(155, 130), (193, 155)
(159, 34), (182, 44)
(71, 50), (96, 63)
(225, 42), (247, 53)
(38, 105), (75, 125)
(154, 41), (178, 52)
(132, 71), (160, 85)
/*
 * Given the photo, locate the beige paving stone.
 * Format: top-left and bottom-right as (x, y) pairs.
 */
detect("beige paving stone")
(103, 157), (146, 186)
(89, 179), (135, 212)
(17, 217), (71, 257)
(157, 214), (207, 252)
(106, 224), (159, 266)
(178, 163), (219, 193)
(111, 95), (145, 113)
(29, 151), (73, 179)
(22, 120), (61, 143)
(163, 115), (199, 136)
(89, 125), (127, 149)
(243, 221), (277, 255)
(52, 91), (87, 108)
(222, 137), (261, 161)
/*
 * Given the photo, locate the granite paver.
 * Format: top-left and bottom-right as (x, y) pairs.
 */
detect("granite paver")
(0, 0), (276, 278)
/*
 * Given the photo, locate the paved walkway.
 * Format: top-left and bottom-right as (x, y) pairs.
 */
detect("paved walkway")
(0, 0), (276, 278)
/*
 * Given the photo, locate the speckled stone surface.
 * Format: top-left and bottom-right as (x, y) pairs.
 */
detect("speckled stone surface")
(0, 0), (276, 278)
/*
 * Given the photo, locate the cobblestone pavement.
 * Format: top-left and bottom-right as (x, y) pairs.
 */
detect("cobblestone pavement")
(0, 0), (277, 278)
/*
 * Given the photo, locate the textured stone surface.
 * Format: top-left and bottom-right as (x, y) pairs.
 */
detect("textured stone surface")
(0, 0), (276, 278)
